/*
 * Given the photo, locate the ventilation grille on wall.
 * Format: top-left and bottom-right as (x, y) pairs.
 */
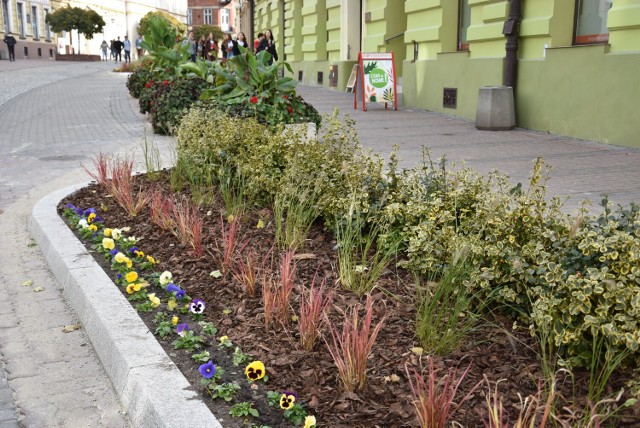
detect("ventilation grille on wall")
(317, 71), (323, 84)
(298, 70), (303, 82)
(443, 88), (457, 109)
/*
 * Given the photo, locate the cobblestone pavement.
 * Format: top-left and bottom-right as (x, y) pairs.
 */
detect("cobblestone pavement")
(297, 86), (640, 214)
(0, 59), (172, 427)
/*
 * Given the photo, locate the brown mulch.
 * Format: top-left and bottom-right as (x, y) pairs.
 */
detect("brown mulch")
(60, 171), (640, 427)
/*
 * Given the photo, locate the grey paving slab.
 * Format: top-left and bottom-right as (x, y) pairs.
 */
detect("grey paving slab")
(297, 85), (640, 213)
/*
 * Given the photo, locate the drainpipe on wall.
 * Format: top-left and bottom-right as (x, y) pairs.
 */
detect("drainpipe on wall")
(503, 0), (522, 91)
(249, 0), (255, 52)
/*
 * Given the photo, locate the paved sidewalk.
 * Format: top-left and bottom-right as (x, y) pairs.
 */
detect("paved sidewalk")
(297, 85), (640, 213)
(0, 59), (172, 427)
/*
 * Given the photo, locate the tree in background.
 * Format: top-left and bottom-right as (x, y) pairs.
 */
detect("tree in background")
(45, 6), (105, 55)
(138, 11), (186, 40)
(193, 25), (224, 44)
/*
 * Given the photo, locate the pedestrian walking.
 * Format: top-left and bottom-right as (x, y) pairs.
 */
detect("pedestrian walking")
(256, 29), (277, 65)
(113, 37), (123, 62)
(3, 32), (17, 62)
(109, 40), (115, 60)
(183, 31), (196, 62)
(232, 32), (248, 56)
(135, 35), (144, 59)
(123, 35), (131, 63)
(207, 33), (218, 61)
(100, 40), (108, 61)
(254, 33), (264, 52)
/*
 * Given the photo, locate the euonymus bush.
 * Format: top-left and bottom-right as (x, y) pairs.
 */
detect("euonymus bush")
(175, 106), (640, 368)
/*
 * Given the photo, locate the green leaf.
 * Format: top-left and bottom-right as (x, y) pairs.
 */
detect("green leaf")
(364, 61), (377, 74)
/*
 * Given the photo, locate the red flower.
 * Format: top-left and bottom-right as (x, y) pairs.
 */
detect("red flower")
(282, 95), (288, 99)
(287, 106), (294, 114)
(163, 80), (169, 86)
(249, 96), (258, 104)
(145, 82), (152, 88)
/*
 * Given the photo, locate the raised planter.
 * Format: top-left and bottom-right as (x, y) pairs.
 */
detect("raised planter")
(55, 54), (101, 62)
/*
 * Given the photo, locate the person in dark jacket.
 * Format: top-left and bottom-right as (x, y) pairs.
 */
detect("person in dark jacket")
(256, 29), (278, 65)
(113, 36), (124, 62)
(3, 32), (17, 62)
(231, 32), (249, 56)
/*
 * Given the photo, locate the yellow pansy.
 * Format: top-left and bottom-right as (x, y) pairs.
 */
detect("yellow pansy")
(103, 228), (112, 237)
(126, 283), (143, 294)
(245, 361), (266, 381)
(125, 259), (133, 269)
(87, 212), (96, 223)
(146, 255), (157, 264)
(125, 271), (138, 283)
(134, 250), (144, 258)
(114, 252), (128, 263)
(303, 415), (316, 428)
(167, 298), (177, 311)
(171, 316), (178, 326)
(88, 224), (98, 232)
(102, 238), (115, 250)
(148, 293), (161, 308)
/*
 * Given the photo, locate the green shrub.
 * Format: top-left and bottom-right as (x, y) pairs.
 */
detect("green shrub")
(149, 76), (209, 135)
(126, 61), (155, 99)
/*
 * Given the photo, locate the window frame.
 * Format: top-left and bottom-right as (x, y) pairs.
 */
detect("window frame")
(1, 0), (11, 33)
(31, 5), (38, 39)
(16, 1), (25, 38)
(573, 0), (612, 45)
(458, 0), (471, 51)
(204, 8), (212, 25)
(187, 9), (192, 26)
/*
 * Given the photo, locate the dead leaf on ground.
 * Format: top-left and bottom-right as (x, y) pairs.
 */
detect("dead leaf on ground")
(62, 324), (82, 333)
(21, 280), (33, 287)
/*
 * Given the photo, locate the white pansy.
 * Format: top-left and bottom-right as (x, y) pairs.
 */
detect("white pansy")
(78, 219), (89, 229)
(111, 228), (122, 240)
(159, 271), (173, 285)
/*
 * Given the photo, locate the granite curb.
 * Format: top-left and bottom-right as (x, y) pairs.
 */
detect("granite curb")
(28, 184), (222, 428)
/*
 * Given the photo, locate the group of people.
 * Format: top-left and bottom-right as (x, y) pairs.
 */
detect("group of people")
(100, 35), (144, 63)
(183, 29), (278, 65)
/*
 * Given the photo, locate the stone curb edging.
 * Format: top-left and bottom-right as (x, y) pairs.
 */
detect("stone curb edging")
(28, 184), (222, 428)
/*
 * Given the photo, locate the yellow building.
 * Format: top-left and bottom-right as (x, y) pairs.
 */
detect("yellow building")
(1, 0), (58, 59)
(253, 0), (640, 149)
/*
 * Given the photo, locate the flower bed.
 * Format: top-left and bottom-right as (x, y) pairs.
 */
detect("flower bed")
(59, 167), (640, 427)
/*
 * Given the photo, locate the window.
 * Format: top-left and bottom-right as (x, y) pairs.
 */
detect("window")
(44, 8), (51, 40)
(575, 0), (613, 44)
(204, 9), (212, 25)
(17, 2), (25, 37)
(458, 0), (471, 50)
(187, 9), (192, 26)
(2, 0), (10, 33)
(220, 8), (229, 32)
(31, 5), (38, 39)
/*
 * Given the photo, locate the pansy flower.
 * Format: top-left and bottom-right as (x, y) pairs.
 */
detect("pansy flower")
(126, 283), (143, 294)
(148, 293), (161, 308)
(303, 415), (316, 428)
(87, 212), (97, 223)
(146, 255), (157, 265)
(176, 323), (190, 337)
(171, 316), (178, 326)
(114, 252), (128, 263)
(279, 391), (297, 410)
(111, 229), (122, 240)
(109, 248), (119, 256)
(125, 271), (139, 283)
(245, 361), (266, 381)
(102, 238), (115, 250)
(88, 224), (98, 232)
(78, 219), (89, 229)
(167, 298), (177, 311)
(159, 271), (172, 285)
(198, 361), (216, 379)
(103, 228), (112, 237)
(189, 299), (205, 314)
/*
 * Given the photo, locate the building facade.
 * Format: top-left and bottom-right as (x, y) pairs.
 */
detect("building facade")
(187, 0), (238, 35)
(0, 0), (60, 60)
(253, 0), (640, 149)
(1, 0), (187, 60)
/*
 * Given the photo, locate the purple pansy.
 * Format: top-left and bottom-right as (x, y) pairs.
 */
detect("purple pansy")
(176, 323), (190, 336)
(175, 289), (186, 300)
(109, 248), (119, 256)
(75, 207), (84, 216)
(65, 203), (77, 210)
(84, 208), (97, 216)
(166, 283), (180, 293)
(129, 247), (139, 254)
(189, 299), (206, 314)
(198, 361), (216, 379)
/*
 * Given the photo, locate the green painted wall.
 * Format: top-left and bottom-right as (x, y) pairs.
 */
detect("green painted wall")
(518, 44), (639, 146)
(254, 0), (640, 148)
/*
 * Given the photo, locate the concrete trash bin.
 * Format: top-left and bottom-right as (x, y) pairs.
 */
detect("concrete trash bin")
(475, 86), (515, 131)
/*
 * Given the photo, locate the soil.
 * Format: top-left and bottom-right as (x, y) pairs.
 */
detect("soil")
(60, 171), (640, 428)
